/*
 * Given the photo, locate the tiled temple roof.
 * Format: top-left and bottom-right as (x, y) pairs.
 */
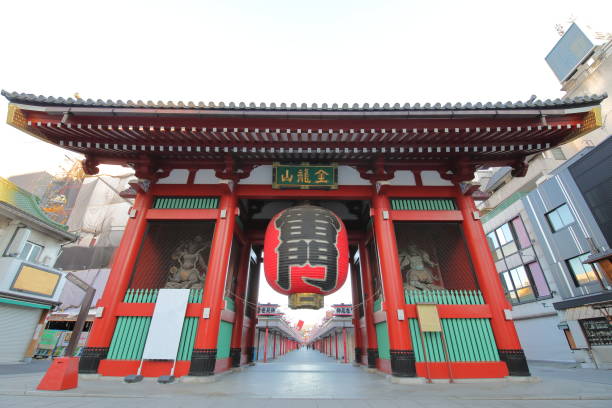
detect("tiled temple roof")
(2, 90), (607, 112)
(0, 177), (72, 234)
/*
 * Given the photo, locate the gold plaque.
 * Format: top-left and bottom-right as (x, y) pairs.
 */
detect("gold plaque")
(12, 265), (61, 297)
(416, 304), (442, 332)
(289, 293), (324, 310)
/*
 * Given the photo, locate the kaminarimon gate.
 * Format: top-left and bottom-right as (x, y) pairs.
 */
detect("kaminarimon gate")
(3, 90), (605, 380)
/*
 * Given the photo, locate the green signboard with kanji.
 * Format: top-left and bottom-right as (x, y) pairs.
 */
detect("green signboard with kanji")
(272, 163), (338, 189)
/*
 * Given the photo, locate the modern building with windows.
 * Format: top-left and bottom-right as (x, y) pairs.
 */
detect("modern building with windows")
(482, 194), (576, 364)
(523, 136), (611, 369)
(0, 177), (76, 363)
(475, 22), (612, 369)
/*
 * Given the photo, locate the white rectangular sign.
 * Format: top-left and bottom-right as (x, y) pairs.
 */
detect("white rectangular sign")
(142, 288), (190, 360)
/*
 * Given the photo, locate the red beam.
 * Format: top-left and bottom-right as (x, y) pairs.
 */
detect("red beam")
(113, 302), (236, 322)
(236, 184), (372, 200)
(380, 185), (457, 197)
(151, 184), (229, 196)
(145, 208), (219, 220)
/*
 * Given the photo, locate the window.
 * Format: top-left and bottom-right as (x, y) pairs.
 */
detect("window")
(580, 318), (612, 346)
(490, 217), (551, 304)
(527, 262), (551, 297)
(501, 265), (536, 304)
(566, 254), (600, 286)
(546, 204), (575, 232)
(511, 217), (531, 249)
(487, 222), (518, 260)
(486, 231), (504, 261)
(18, 241), (43, 263)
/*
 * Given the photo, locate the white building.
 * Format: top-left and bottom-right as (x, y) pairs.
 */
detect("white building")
(0, 177), (75, 363)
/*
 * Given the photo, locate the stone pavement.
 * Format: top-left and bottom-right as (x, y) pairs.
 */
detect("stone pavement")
(0, 348), (611, 407)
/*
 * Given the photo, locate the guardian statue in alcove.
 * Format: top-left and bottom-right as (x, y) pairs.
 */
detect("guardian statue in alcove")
(400, 243), (444, 291)
(164, 235), (210, 289)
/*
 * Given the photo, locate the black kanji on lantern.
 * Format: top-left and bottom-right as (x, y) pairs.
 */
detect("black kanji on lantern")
(274, 206), (341, 292)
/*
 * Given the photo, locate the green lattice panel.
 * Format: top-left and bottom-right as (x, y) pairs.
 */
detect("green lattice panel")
(216, 321), (234, 359)
(375, 321), (390, 360)
(373, 297), (383, 312)
(405, 289), (499, 362)
(107, 288), (203, 360)
(153, 196), (219, 209)
(391, 198), (457, 211)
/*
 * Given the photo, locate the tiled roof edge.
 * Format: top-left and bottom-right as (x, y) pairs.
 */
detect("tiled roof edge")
(0, 177), (71, 233)
(2, 90), (607, 112)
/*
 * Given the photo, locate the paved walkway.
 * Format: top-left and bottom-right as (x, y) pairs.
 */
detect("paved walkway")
(1, 348), (611, 407)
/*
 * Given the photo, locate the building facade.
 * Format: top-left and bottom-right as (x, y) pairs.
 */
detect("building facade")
(523, 137), (611, 369)
(0, 177), (75, 363)
(474, 23), (612, 368)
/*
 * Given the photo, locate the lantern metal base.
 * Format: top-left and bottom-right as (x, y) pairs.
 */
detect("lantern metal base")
(289, 293), (324, 309)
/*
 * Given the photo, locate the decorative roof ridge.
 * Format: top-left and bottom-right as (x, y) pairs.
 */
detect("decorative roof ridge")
(2, 90), (607, 112)
(0, 177), (70, 232)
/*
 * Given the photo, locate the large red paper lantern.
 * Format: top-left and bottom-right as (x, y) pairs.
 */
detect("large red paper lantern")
(263, 205), (349, 309)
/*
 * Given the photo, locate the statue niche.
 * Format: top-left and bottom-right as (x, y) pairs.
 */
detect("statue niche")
(399, 243), (445, 292)
(164, 235), (211, 289)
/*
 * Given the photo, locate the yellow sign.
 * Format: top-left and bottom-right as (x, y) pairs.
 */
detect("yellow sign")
(416, 304), (442, 332)
(12, 265), (61, 297)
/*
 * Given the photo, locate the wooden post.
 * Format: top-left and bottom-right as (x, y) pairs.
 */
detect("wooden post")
(190, 189), (237, 376)
(335, 332), (339, 360)
(349, 256), (364, 364)
(264, 327), (269, 363)
(343, 327), (348, 364)
(230, 244), (252, 367)
(456, 192), (530, 376)
(273, 332), (277, 359)
(372, 191), (415, 377)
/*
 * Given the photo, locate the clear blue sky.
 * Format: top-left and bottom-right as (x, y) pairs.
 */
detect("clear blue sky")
(1, 0), (610, 324)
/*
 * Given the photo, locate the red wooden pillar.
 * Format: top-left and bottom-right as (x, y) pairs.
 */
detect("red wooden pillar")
(79, 190), (153, 374)
(245, 255), (260, 365)
(263, 327), (269, 363)
(358, 241), (379, 369)
(230, 244), (251, 368)
(349, 258), (364, 364)
(189, 190), (238, 376)
(371, 191), (415, 377)
(456, 193), (530, 376)
(342, 327), (348, 364)
(273, 332), (277, 359)
(335, 332), (339, 360)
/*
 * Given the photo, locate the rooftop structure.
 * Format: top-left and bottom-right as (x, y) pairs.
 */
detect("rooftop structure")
(3, 89), (605, 381)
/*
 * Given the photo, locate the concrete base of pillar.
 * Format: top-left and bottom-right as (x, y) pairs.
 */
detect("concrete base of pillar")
(453, 376), (541, 384)
(231, 367), (246, 373)
(359, 366), (378, 374)
(387, 375), (427, 384)
(78, 374), (102, 380)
